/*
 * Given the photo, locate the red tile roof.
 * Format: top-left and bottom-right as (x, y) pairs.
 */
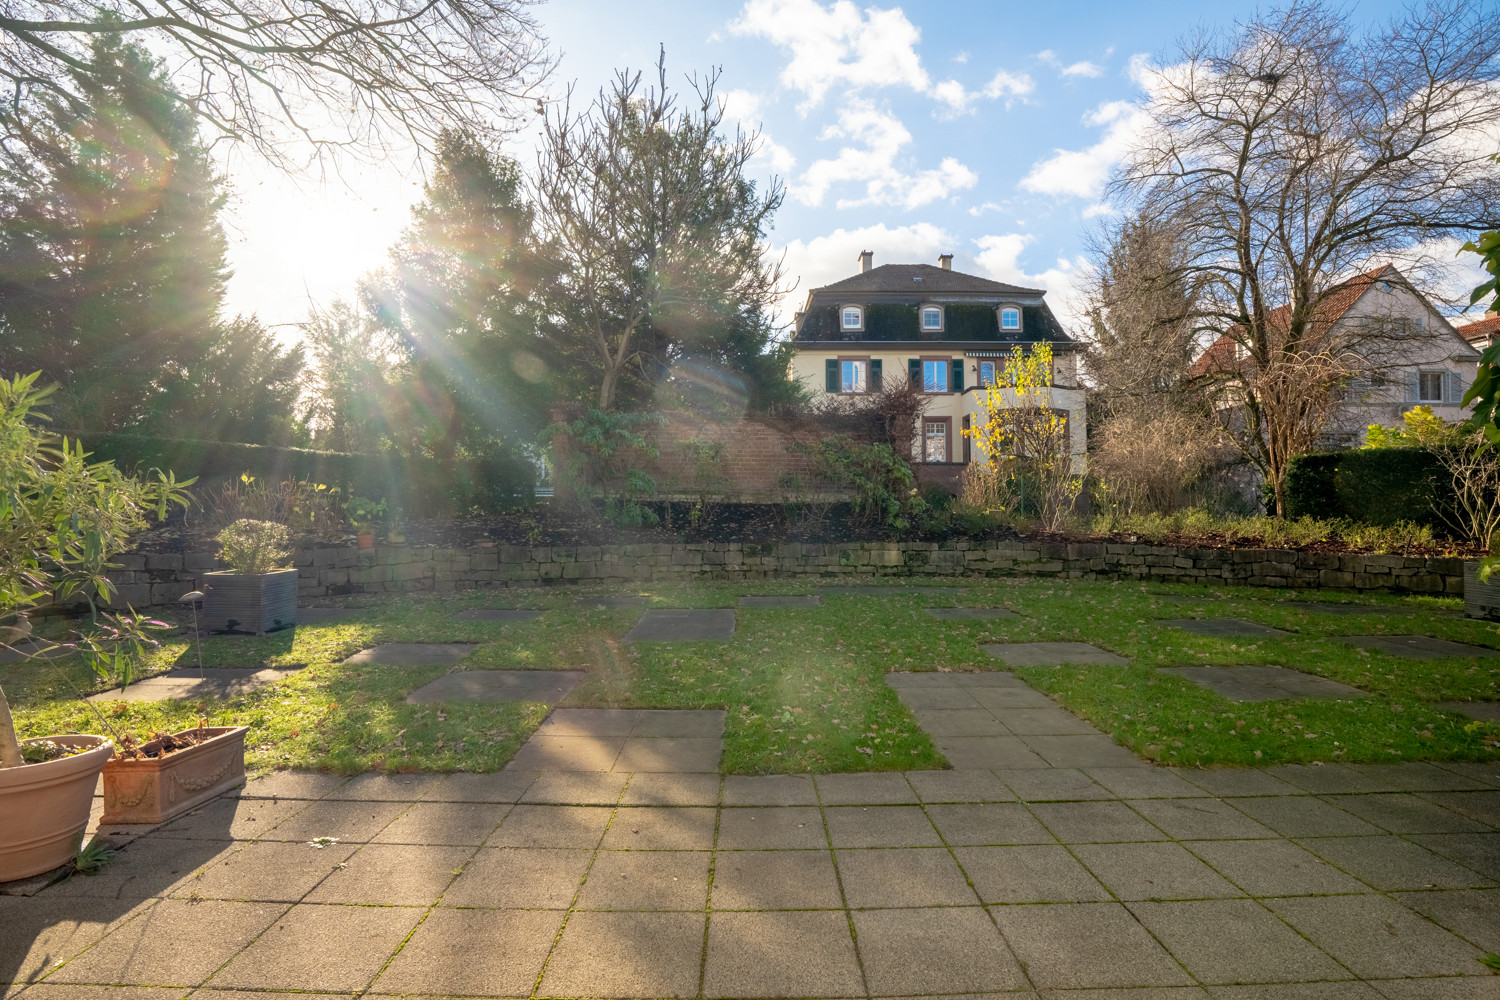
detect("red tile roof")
(1188, 265), (1393, 377)
(1456, 314), (1500, 344)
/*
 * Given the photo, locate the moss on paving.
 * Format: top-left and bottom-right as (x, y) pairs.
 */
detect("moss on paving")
(5, 580), (1497, 775)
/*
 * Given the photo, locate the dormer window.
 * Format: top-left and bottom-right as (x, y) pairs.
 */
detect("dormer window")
(921, 306), (943, 332)
(841, 305), (864, 331)
(999, 307), (1021, 332)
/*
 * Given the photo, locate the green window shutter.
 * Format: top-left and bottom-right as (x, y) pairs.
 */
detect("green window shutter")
(908, 358), (921, 386)
(826, 358), (839, 393)
(951, 358), (964, 392)
(869, 358), (883, 392)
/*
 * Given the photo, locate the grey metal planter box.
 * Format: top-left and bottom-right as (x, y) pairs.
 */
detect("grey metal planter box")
(1464, 561), (1500, 621)
(200, 569), (299, 634)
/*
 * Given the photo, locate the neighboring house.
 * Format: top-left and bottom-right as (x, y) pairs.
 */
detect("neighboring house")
(789, 252), (1086, 479)
(1456, 312), (1500, 352)
(1189, 264), (1481, 448)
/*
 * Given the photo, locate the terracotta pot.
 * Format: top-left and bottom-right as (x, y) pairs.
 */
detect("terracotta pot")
(357, 532), (375, 550)
(101, 726), (248, 826)
(0, 735), (113, 882)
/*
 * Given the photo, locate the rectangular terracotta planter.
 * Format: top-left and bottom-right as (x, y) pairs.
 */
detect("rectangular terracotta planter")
(100, 726), (248, 826)
(201, 568), (298, 634)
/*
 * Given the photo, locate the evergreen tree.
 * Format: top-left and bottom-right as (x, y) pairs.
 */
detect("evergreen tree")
(0, 29), (229, 430)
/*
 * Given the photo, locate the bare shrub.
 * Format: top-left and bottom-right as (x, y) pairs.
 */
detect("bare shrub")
(1091, 408), (1220, 514)
(208, 476), (345, 541)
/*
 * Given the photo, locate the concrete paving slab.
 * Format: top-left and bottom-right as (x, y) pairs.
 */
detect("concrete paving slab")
(815, 771), (918, 805)
(0, 896), (149, 986)
(370, 801), (511, 844)
(1267, 894), (1484, 978)
(853, 906), (1028, 995)
(537, 707), (642, 736)
(1158, 618), (1292, 638)
(1266, 763), (1401, 794)
(506, 734), (625, 771)
(703, 910), (864, 999)
(1354, 762), (1500, 792)
(89, 667), (299, 702)
(613, 736), (722, 772)
(1074, 841), (1245, 900)
(303, 843), (471, 905)
(709, 849), (844, 910)
(990, 901), (1195, 989)
(450, 607), (544, 621)
(48, 898), (285, 987)
(1085, 768), (1213, 799)
(1436, 700), (1500, 723)
(1185, 838), (1369, 896)
(340, 642), (477, 665)
(715, 806), (826, 850)
(737, 595), (821, 606)
(601, 807), (716, 850)
(1227, 795), (1381, 838)
(1130, 898), (1349, 984)
(321, 772), (433, 800)
(913, 707), (1011, 736)
(825, 805), (943, 847)
(519, 771), (629, 807)
(835, 847), (978, 907)
(541, 910), (705, 999)
(1418, 791), (1500, 827)
(624, 608), (736, 641)
(720, 773), (817, 807)
(996, 768), (1114, 802)
(1024, 734), (1146, 769)
(573, 595), (646, 606)
(1129, 797), (1278, 840)
(1324, 793), (1491, 834)
(38, 835), (232, 901)
(1161, 665), (1367, 701)
(1279, 601), (1387, 615)
(1394, 887), (1500, 953)
(417, 770), (537, 803)
(1296, 835), (1494, 890)
(262, 799), (404, 843)
(956, 844), (1112, 903)
(241, 771), (349, 800)
(969, 684), (1067, 709)
(575, 849), (711, 910)
(925, 606), (1021, 620)
(406, 668), (585, 705)
(621, 772), (721, 806)
(895, 685), (986, 709)
(934, 735), (1052, 769)
(1407, 833), (1500, 881)
(1180, 768), (1304, 797)
(927, 802), (1056, 845)
(992, 707), (1105, 735)
(374, 907), (564, 996)
(207, 902), (421, 992)
(150, 796), (304, 841)
(984, 641), (1130, 666)
(1435, 761), (1500, 787)
(488, 804), (612, 849)
(1031, 801), (1170, 843)
(1341, 634), (1500, 659)
(630, 709), (728, 737)
(816, 584), (967, 595)
(181, 840), (356, 902)
(1365, 981), (1500, 999)
(440, 847), (591, 908)
(905, 769), (1013, 803)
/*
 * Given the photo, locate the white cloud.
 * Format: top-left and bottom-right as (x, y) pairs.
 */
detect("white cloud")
(777, 222), (953, 322)
(973, 233), (1091, 330)
(954, 51), (970, 65)
(721, 88), (797, 174)
(794, 100), (978, 209)
(1082, 202), (1117, 218)
(968, 201), (1006, 217)
(1019, 99), (1147, 200)
(982, 69), (1034, 102)
(1038, 49), (1103, 78)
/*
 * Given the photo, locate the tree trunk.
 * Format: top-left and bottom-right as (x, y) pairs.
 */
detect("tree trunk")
(0, 685), (22, 769)
(599, 366), (618, 412)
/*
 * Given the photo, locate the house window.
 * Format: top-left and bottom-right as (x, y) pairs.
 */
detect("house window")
(841, 306), (863, 331)
(841, 359), (867, 393)
(978, 361), (997, 387)
(924, 420), (949, 463)
(1000, 307), (1021, 331)
(921, 306), (943, 331)
(921, 359), (949, 392)
(1418, 371), (1445, 402)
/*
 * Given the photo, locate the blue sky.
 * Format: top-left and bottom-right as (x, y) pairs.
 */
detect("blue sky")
(222, 0), (1433, 334)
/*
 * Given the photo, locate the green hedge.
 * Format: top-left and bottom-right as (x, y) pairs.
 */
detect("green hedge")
(1285, 449), (1451, 529)
(71, 432), (534, 516)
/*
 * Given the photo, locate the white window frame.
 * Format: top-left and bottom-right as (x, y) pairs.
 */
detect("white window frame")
(1418, 370), (1446, 403)
(840, 359), (867, 393)
(920, 305), (943, 332)
(840, 305), (864, 331)
(921, 359), (949, 393)
(978, 360), (997, 387)
(999, 306), (1021, 331)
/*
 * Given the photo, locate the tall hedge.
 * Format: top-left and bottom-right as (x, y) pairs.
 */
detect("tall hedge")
(72, 432), (535, 516)
(1284, 449), (1451, 529)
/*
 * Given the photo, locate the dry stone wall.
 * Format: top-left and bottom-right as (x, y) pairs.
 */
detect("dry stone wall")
(105, 540), (1464, 609)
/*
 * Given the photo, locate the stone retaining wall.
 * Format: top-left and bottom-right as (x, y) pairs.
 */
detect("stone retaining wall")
(104, 540), (1464, 608)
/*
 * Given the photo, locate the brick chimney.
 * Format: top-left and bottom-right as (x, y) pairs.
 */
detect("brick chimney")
(858, 250), (873, 273)
(938, 253), (953, 270)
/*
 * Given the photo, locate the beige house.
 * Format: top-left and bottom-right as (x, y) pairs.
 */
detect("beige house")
(789, 252), (1086, 478)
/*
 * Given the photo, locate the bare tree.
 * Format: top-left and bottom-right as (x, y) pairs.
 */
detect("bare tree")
(1091, 406), (1220, 514)
(0, 0), (550, 166)
(1114, 0), (1500, 515)
(534, 49), (786, 412)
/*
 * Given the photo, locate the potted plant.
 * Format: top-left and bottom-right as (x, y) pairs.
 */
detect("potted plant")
(101, 721), (249, 825)
(199, 519), (298, 634)
(386, 506), (407, 545)
(346, 496), (386, 550)
(0, 373), (192, 881)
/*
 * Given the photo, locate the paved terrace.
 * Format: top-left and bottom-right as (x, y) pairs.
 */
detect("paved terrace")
(3, 673), (1498, 999)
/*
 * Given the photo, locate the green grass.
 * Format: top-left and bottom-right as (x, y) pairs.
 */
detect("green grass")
(5, 579), (1498, 775)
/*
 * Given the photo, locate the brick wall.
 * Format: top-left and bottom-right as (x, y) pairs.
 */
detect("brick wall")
(103, 539), (1465, 609)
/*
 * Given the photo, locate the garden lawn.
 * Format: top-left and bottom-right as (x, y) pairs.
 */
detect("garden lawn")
(4, 579), (1497, 774)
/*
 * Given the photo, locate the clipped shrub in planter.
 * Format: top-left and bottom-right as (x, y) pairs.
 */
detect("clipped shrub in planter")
(200, 519), (297, 634)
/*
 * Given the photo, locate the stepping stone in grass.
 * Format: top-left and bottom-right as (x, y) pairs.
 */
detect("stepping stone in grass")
(452, 609), (545, 622)
(1160, 665), (1367, 702)
(1340, 635), (1500, 659)
(624, 609), (737, 641)
(817, 585), (968, 596)
(89, 667), (300, 702)
(925, 608), (1020, 621)
(406, 669), (585, 705)
(738, 596), (821, 606)
(1434, 701), (1500, 723)
(0, 640), (74, 664)
(982, 642), (1129, 667)
(340, 643), (478, 665)
(573, 596), (646, 607)
(297, 607), (362, 623)
(1158, 618), (1290, 638)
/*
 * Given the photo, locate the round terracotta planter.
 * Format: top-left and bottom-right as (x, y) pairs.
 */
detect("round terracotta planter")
(0, 735), (113, 882)
(356, 532), (375, 550)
